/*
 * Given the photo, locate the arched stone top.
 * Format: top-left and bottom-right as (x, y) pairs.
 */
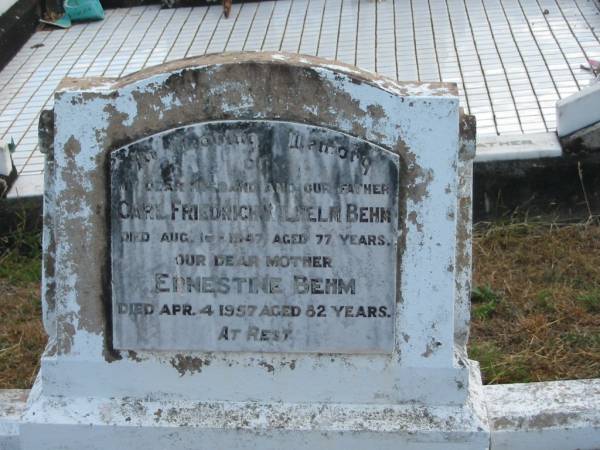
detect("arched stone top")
(54, 52), (460, 159)
(58, 52), (457, 98)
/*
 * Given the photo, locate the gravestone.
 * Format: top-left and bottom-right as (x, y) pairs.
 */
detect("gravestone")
(21, 53), (488, 449)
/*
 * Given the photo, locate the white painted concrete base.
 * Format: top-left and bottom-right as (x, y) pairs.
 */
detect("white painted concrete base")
(557, 82), (600, 138)
(486, 379), (600, 450)
(475, 133), (562, 162)
(0, 390), (27, 450)
(2, 379), (600, 449)
(18, 373), (490, 450)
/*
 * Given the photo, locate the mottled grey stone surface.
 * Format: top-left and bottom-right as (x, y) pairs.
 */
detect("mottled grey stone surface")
(111, 120), (400, 353)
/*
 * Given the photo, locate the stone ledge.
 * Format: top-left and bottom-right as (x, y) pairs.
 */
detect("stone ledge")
(17, 380), (488, 450)
(485, 379), (600, 450)
(3, 379), (600, 449)
(475, 132), (562, 162)
(0, 390), (28, 450)
(557, 82), (600, 138)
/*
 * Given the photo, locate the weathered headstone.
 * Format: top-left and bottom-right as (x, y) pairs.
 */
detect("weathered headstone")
(21, 53), (488, 449)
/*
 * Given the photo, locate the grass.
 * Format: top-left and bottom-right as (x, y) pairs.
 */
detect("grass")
(0, 210), (599, 387)
(470, 219), (600, 384)
(0, 208), (45, 389)
(471, 285), (501, 320)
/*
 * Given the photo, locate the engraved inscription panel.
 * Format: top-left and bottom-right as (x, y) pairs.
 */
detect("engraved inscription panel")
(111, 121), (400, 353)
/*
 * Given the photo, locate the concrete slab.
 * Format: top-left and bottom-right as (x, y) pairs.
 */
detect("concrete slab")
(557, 82), (600, 137)
(5, 380), (600, 449)
(0, 390), (28, 450)
(485, 379), (600, 450)
(476, 132), (562, 162)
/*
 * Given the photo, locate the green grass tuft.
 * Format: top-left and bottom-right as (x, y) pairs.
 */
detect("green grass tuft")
(469, 342), (531, 384)
(471, 285), (502, 320)
(576, 289), (600, 313)
(0, 208), (42, 286)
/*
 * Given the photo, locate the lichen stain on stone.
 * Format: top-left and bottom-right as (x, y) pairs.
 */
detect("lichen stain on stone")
(42, 230), (57, 328)
(350, 121), (367, 138)
(53, 123), (115, 354)
(421, 339), (442, 358)
(58, 133), (112, 349)
(259, 361), (275, 373)
(60, 136), (96, 237)
(366, 104), (387, 120)
(170, 355), (211, 376)
(64, 135), (81, 158)
(409, 168), (434, 204)
(128, 350), (143, 362)
(57, 321), (76, 354)
(100, 58), (404, 157)
(455, 196), (472, 282)
(102, 103), (133, 148)
(68, 95), (84, 106)
(490, 416), (515, 430)
(493, 411), (577, 431)
(529, 412), (575, 429)
(280, 359), (296, 370)
(60, 76), (117, 92)
(399, 150), (433, 206)
(103, 103), (129, 124)
(407, 211), (423, 232)
(392, 139), (410, 158)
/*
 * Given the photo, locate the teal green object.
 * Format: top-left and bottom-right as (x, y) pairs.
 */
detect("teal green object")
(64, 0), (104, 22)
(40, 13), (72, 28)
